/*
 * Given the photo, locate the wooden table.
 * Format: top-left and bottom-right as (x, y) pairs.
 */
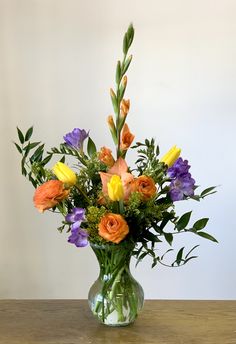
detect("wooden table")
(0, 300), (235, 343)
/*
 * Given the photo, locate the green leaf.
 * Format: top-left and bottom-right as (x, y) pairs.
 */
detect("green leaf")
(87, 137), (97, 158)
(190, 195), (201, 201)
(41, 154), (53, 166)
(176, 211), (192, 231)
(164, 232), (173, 246)
(123, 34), (128, 55)
(60, 156), (65, 163)
(159, 212), (173, 230)
(196, 231), (218, 243)
(127, 23), (134, 48)
(201, 186), (217, 197)
(143, 230), (162, 242)
(17, 127), (24, 144)
(122, 55), (132, 74)
(185, 245), (200, 259)
(161, 249), (174, 260)
(23, 142), (32, 157)
(116, 60), (121, 85)
(14, 142), (22, 153)
(151, 258), (158, 269)
(176, 247), (185, 266)
(28, 172), (37, 188)
(30, 144), (44, 163)
(193, 218), (209, 231)
(21, 158), (27, 176)
(23, 142), (40, 151)
(152, 223), (162, 234)
(184, 256), (198, 264)
(24, 126), (33, 141)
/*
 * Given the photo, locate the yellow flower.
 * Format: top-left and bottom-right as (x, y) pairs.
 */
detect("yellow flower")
(107, 175), (124, 201)
(52, 162), (77, 186)
(160, 145), (181, 167)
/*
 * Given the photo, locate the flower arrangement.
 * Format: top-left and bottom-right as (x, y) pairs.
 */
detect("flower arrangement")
(14, 24), (217, 326)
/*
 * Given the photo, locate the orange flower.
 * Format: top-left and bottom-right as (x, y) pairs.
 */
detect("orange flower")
(98, 213), (129, 244)
(133, 175), (157, 200)
(120, 123), (134, 151)
(98, 147), (115, 167)
(120, 99), (130, 118)
(33, 180), (69, 213)
(99, 157), (134, 201)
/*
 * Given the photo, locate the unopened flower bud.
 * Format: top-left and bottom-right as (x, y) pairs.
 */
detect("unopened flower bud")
(110, 88), (116, 100)
(107, 115), (115, 130)
(160, 145), (181, 167)
(120, 99), (130, 116)
(122, 75), (127, 88)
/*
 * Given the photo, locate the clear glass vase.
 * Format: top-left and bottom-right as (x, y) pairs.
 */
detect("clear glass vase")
(88, 242), (144, 326)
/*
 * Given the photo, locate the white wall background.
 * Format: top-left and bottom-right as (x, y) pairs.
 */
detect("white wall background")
(0, 0), (235, 299)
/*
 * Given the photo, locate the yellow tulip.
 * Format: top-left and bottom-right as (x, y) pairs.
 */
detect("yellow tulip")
(160, 145), (181, 167)
(107, 175), (124, 201)
(52, 162), (77, 186)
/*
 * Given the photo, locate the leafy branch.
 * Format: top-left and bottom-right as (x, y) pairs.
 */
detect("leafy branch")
(14, 126), (53, 188)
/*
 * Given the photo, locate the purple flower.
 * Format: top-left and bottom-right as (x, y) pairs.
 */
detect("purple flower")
(63, 128), (89, 150)
(167, 158), (195, 201)
(168, 158), (190, 178)
(65, 207), (85, 224)
(66, 207), (88, 247)
(68, 224), (88, 248)
(169, 174), (195, 201)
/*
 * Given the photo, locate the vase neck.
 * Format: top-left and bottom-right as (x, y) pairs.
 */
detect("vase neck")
(90, 243), (134, 278)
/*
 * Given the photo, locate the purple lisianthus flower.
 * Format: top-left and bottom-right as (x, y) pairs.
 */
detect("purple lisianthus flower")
(168, 158), (190, 178)
(65, 207), (85, 224)
(168, 157), (195, 202)
(68, 225), (88, 248)
(63, 128), (89, 150)
(169, 174), (195, 201)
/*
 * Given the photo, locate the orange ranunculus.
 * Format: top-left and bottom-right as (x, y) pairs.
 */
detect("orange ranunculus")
(120, 123), (134, 151)
(133, 175), (157, 200)
(98, 147), (115, 167)
(33, 180), (69, 213)
(98, 213), (129, 244)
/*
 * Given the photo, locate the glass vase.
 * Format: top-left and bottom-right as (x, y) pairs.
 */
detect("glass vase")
(88, 242), (144, 326)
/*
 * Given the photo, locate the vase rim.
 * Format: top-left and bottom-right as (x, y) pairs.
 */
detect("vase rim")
(89, 241), (135, 250)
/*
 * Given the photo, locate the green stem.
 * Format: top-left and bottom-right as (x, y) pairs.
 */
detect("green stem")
(74, 184), (90, 204)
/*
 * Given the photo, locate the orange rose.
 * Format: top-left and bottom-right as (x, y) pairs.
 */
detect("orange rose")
(98, 147), (115, 167)
(133, 175), (157, 200)
(98, 213), (129, 244)
(33, 180), (69, 213)
(120, 123), (134, 151)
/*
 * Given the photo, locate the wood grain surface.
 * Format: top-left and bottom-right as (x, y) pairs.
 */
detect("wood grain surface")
(0, 300), (235, 344)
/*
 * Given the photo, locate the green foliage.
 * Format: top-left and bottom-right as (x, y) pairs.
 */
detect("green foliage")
(14, 126), (53, 187)
(87, 137), (97, 158)
(132, 138), (167, 185)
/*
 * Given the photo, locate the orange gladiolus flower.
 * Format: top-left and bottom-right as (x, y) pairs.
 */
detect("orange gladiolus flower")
(99, 157), (134, 201)
(120, 99), (130, 118)
(98, 147), (115, 167)
(33, 180), (69, 213)
(120, 123), (134, 151)
(133, 175), (157, 200)
(98, 213), (129, 244)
